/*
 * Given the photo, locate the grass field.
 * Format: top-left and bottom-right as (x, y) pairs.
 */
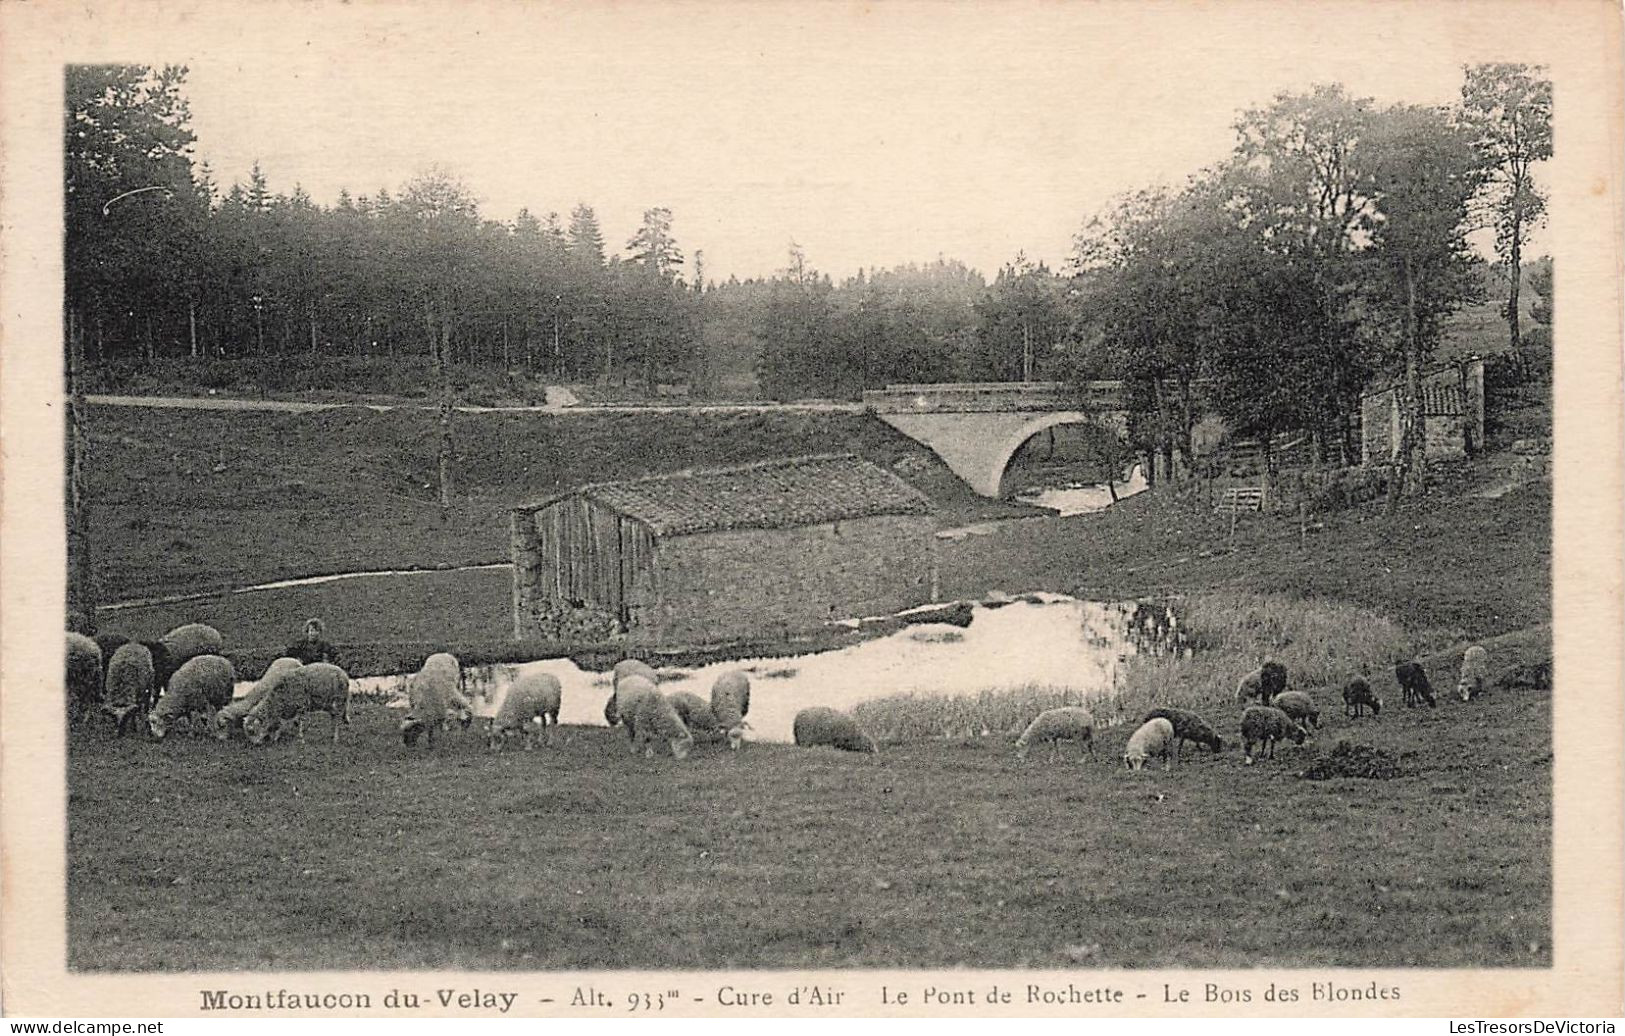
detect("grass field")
(67, 629), (1550, 972)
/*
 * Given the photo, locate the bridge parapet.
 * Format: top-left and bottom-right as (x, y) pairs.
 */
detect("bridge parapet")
(863, 380), (1127, 414)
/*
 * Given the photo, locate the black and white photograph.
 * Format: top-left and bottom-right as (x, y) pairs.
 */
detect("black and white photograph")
(2, 0), (1621, 1020)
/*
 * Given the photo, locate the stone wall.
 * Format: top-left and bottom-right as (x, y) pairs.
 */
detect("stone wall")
(1361, 357), (1485, 463)
(632, 514), (937, 648)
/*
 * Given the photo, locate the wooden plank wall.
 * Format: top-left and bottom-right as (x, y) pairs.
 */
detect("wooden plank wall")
(526, 496), (655, 624)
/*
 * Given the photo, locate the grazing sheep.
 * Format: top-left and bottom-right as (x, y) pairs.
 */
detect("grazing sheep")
(614, 674), (661, 746)
(1270, 690), (1321, 731)
(667, 691), (721, 738)
(214, 657), (302, 741)
(1395, 660), (1436, 708)
(150, 623), (225, 693)
(1143, 707), (1224, 753)
(632, 692), (695, 760)
(487, 671), (563, 751)
(613, 658), (659, 688)
(147, 654), (235, 739)
(1457, 644), (1489, 703)
(710, 669), (753, 750)
(1234, 661), (1288, 706)
(792, 706), (878, 754)
(401, 653), (470, 747)
(243, 663), (351, 745)
(66, 633), (103, 725)
(103, 642), (157, 736)
(1014, 706), (1096, 761)
(1342, 677), (1382, 718)
(604, 659), (658, 727)
(1239, 705), (1307, 764)
(1123, 717), (1177, 771)
(93, 632), (131, 686)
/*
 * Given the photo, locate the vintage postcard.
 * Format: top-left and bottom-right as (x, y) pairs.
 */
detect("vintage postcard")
(2, 0), (1621, 1021)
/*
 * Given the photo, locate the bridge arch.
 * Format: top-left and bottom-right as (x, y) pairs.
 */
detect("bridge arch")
(988, 412), (1102, 497)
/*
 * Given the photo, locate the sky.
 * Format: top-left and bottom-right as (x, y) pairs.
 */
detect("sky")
(122, 3), (1550, 281)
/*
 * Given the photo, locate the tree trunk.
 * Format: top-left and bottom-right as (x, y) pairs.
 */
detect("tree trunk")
(188, 301), (198, 359)
(67, 308), (98, 630)
(1389, 259), (1427, 509)
(1507, 216), (1523, 359)
(437, 309), (454, 525)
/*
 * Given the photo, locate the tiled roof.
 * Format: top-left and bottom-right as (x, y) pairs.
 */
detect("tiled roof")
(517, 453), (934, 536)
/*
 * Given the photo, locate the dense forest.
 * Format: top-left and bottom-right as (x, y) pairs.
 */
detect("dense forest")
(65, 63), (1550, 482)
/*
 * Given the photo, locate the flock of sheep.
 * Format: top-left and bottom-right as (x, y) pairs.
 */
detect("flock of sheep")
(1016, 649), (1497, 771)
(64, 619), (1493, 767)
(62, 622), (879, 756)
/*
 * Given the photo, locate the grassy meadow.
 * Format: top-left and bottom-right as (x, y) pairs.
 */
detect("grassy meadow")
(69, 625), (1550, 971)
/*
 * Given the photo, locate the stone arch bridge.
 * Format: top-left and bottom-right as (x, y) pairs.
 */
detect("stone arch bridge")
(863, 381), (1133, 498)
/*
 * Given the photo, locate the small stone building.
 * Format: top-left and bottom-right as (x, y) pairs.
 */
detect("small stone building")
(510, 454), (937, 648)
(1361, 356), (1485, 464)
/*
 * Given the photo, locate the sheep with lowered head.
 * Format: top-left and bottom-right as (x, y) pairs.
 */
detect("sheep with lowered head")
(147, 623), (225, 697)
(1123, 717), (1177, 771)
(793, 706), (878, 754)
(633, 692), (695, 760)
(401, 652), (471, 747)
(1457, 644), (1489, 703)
(1342, 677), (1382, 718)
(667, 691), (721, 739)
(1015, 706), (1096, 762)
(1239, 705), (1307, 764)
(1269, 690), (1321, 731)
(710, 669), (753, 750)
(614, 674), (661, 748)
(243, 662), (351, 745)
(487, 670), (563, 752)
(604, 658), (659, 726)
(1395, 660), (1436, 708)
(103, 642), (157, 737)
(148, 654), (235, 739)
(1234, 661), (1288, 706)
(1143, 707), (1224, 753)
(214, 657), (302, 741)
(66, 633), (103, 725)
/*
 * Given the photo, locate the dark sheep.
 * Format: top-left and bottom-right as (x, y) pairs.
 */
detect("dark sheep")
(66, 633), (103, 725)
(1396, 660), (1436, 708)
(1240, 705), (1307, 764)
(1235, 661), (1288, 706)
(1143, 707), (1224, 753)
(1342, 677), (1382, 718)
(1269, 690), (1321, 731)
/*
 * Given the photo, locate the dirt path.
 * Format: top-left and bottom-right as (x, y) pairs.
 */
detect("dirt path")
(85, 393), (864, 416)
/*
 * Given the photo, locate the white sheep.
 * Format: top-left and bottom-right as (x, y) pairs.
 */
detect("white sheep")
(1239, 705), (1307, 764)
(1234, 661), (1288, 706)
(614, 674), (660, 749)
(632, 692), (695, 760)
(667, 691), (721, 738)
(401, 652), (470, 747)
(604, 658), (659, 726)
(147, 654), (236, 739)
(1269, 690), (1321, 730)
(1015, 706), (1096, 761)
(103, 642), (157, 736)
(710, 669), (753, 750)
(487, 670), (563, 752)
(1457, 644), (1489, 702)
(243, 662), (351, 745)
(66, 632), (103, 725)
(149, 623), (225, 695)
(793, 706), (878, 753)
(1123, 717), (1176, 771)
(214, 657), (303, 741)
